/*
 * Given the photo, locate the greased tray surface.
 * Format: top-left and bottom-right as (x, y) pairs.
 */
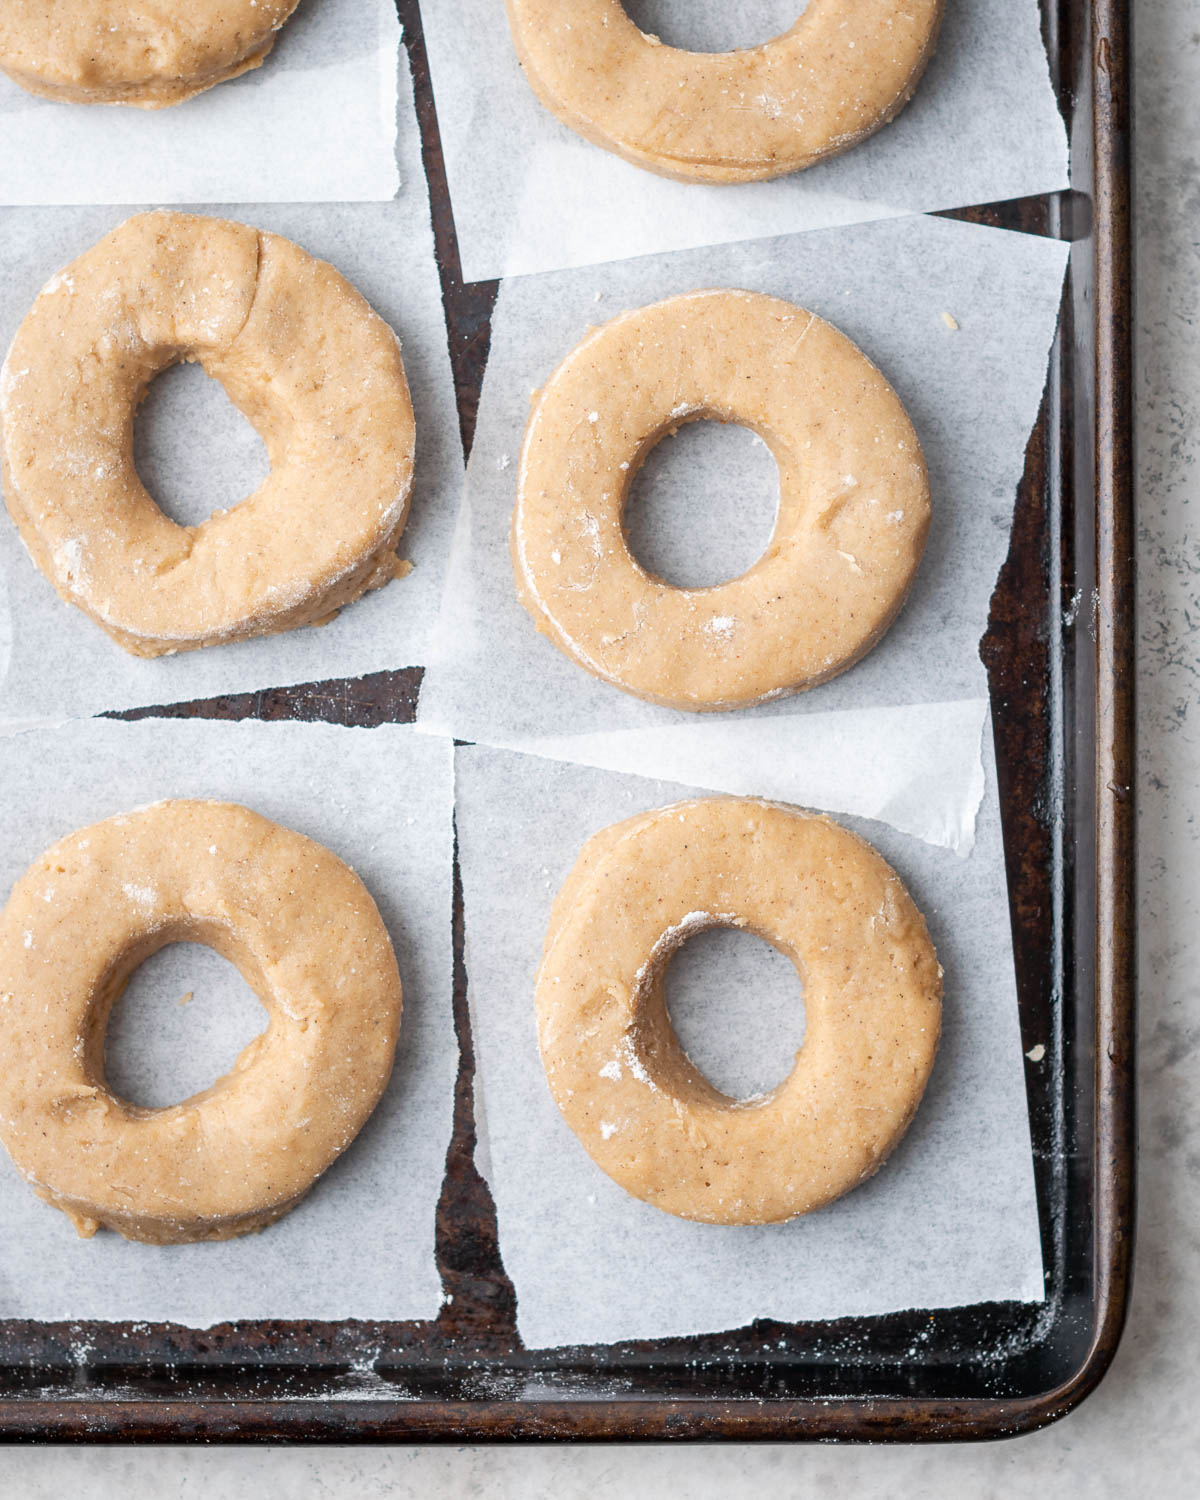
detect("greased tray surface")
(0, 0), (1133, 1442)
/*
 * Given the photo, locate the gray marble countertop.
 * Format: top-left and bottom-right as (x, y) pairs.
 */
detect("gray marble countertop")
(2, 1), (1194, 1492)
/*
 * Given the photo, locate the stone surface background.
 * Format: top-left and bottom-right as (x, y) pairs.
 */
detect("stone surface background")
(1, 0), (1193, 1489)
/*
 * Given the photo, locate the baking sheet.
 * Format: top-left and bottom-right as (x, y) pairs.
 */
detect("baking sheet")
(417, 213), (1069, 851)
(456, 738), (1044, 1349)
(0, 0), (401, 206)
(0, 717), (455, 1327)
(419, 0), (1069, 281)
(0, 49), (462, 721)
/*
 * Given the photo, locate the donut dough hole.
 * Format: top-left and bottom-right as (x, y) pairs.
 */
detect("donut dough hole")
(0, 801), (403, 1245)
(512, 289), (932, 711)
(1, 211), (415, 658)
(0, 2), (302, 108)
(664, 925), (805, 1101)
(625, 420), (779, 589)
(505, 0), (945, 183)
(536, 797), (942, 1225)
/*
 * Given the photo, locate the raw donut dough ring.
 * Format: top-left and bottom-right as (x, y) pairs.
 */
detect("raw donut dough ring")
(536, 797), (942, 1225)
(0, 2), (302, 108)
(512, 289), (931, 711)
(0, 800), (403, 1245)
(505, 0), (945, 184)
(0, 211), (415, 659)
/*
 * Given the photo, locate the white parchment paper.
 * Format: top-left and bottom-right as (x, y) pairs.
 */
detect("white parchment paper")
(419, 0), (1069, 281)
(0, 51), (462, 721)
(456, 739), (1044, 1349)
(504, 697), (989, 856)
(0, 717), (455, 1327)
(417, 214), (1069, 851)
(0, 0), (400, 205)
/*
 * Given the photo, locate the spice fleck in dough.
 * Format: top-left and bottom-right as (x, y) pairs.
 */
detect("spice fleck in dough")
(0, 211), (416, 658)
(0, 801), (403, 1245)
(512, 289), (931, 711)
(0, 2), (301, 108)
(505, 0), (945, 183)
(536, 798), (942, 1225)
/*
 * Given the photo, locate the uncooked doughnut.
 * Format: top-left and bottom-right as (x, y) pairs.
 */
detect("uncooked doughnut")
(512, 289), (931, 711)
(0, 2), (301, 108)
(536, 797), (942, 1225)
(0, 211), (415, 658)
(0, 801), (403, 1244)
(505, 0), (944, 183)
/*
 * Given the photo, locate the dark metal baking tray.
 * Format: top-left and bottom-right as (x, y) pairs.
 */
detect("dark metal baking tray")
(0, 0), (1134, 1442)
